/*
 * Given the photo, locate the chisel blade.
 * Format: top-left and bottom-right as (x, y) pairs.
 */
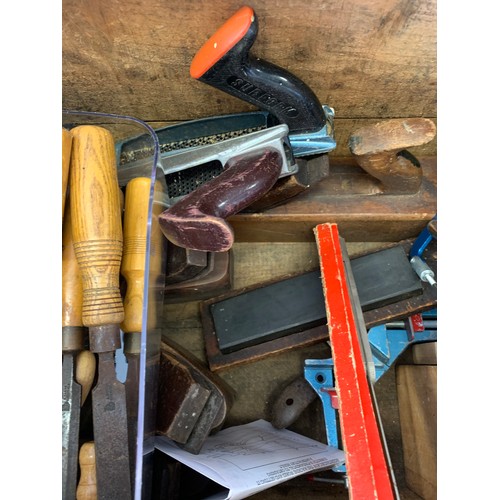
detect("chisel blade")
(124, 344), (140, 483)
(92, 351), (131, 499)
(62, 353), (81, 500)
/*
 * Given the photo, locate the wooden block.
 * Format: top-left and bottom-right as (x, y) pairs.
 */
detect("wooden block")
(396, 365), (437, 499)
(229, 157), (436, 243)
(412, 342), (437, 365)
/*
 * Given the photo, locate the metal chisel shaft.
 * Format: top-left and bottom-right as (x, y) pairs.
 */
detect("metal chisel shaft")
(71, 125), (132, 500)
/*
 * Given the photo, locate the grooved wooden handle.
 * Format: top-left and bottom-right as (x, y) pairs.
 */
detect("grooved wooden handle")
(70, 125), (124, 327)
(121, 177), (151, 333)
(76, 442), (97, 500)
(62, 128), (72, 221)
(76, 350), (96, 406)
(62, 193), (83, 328)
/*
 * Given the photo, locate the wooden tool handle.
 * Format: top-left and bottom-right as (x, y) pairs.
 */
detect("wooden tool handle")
(70, 125), (124, 327)
(62, 193), (83, 328)
(349, 118), (436, 193)
(76, 350), (96, 406)
(76, 442), (97, 500)
(62, 128), (72, 221)
(121, 177), (151, 333)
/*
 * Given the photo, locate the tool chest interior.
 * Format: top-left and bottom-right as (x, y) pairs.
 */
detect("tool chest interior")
(62, 1), (438, 499)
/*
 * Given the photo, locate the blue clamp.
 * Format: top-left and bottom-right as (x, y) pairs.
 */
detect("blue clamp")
(410, 214), (437, 258)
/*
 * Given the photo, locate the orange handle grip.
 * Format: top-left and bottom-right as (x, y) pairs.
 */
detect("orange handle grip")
(190, 5), (254, 79)
(120, 177), (151, 333)
(62, 128), (72, 221)
(70, 125), (124, 328)
(76, 442), (97, 500)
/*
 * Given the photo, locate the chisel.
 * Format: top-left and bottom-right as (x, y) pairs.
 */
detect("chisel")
(120, 176), (151, 487)
(70, 125), (132, 499)
(62, 194), (87, 500)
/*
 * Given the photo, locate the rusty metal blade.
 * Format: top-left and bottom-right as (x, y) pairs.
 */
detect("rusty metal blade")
(62, 354), (81, 500)
(125, 351), (140, 489)
(92, 351), (132, 499)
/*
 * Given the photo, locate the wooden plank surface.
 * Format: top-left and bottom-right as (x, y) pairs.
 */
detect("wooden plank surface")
(230, 157), (436, 242)
(62, 0), (436, 156)
(396, 365), (437, 499)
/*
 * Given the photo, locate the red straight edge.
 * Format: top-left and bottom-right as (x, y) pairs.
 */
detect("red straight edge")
(314, 223), (394, 499)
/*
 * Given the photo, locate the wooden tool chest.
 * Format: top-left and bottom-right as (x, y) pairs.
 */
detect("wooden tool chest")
(62, 1), (437, 499)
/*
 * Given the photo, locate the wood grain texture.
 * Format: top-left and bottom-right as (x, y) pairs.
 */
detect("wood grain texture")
(62, 0), (436, 154)
(396, 365), (437, 499)
(70, 125), (124, 327)
(229, 156), (436, 242)
(121, 177), (151, 334)
(76, 442), (97, 500)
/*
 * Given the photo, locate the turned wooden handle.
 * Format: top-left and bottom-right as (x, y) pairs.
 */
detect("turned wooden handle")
(62, 128), (73, 221)
(75, 350), (96, 406)
(120, 177), (151, 333)
(349, 118), (436, 193)
(76, 442), (97, 500)
(70, 125), (124, 328)
(62, 193), (83, 328)
(159, 149), (282, 252)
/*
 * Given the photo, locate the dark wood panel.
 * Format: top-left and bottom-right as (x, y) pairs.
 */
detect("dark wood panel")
(62, 0), (436, 124)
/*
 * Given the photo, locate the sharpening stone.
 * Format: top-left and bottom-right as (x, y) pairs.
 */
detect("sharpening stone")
(210, 245), (422, 353)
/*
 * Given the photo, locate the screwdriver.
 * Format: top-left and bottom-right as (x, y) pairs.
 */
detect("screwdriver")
(62, 194), (87, 500)
(120, 176), (152, 487)
(70, 125), (132, 499)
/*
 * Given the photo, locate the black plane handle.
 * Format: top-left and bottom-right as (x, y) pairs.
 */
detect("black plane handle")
(190, 5), (326, 135)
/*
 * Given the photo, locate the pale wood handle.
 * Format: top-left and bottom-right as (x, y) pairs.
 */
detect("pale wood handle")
(62, 192), (83, 328)
(62, 128), (72, 221)
(70, 125), (124, 327)
(75, 350), (96, 405)
(76, 442), (97, 500)
(120, 177), (151, 333)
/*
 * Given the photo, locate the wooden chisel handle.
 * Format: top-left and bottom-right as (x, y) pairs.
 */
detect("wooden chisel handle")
(62, 128), (72, 221)
(62, 191), (86, 351)
(63, 198), (83, 329)
(76, 442), (97, 500)
(76, 350), (96, 405)
(121, 177), (151, 336)
(70, 125), (124, 331)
